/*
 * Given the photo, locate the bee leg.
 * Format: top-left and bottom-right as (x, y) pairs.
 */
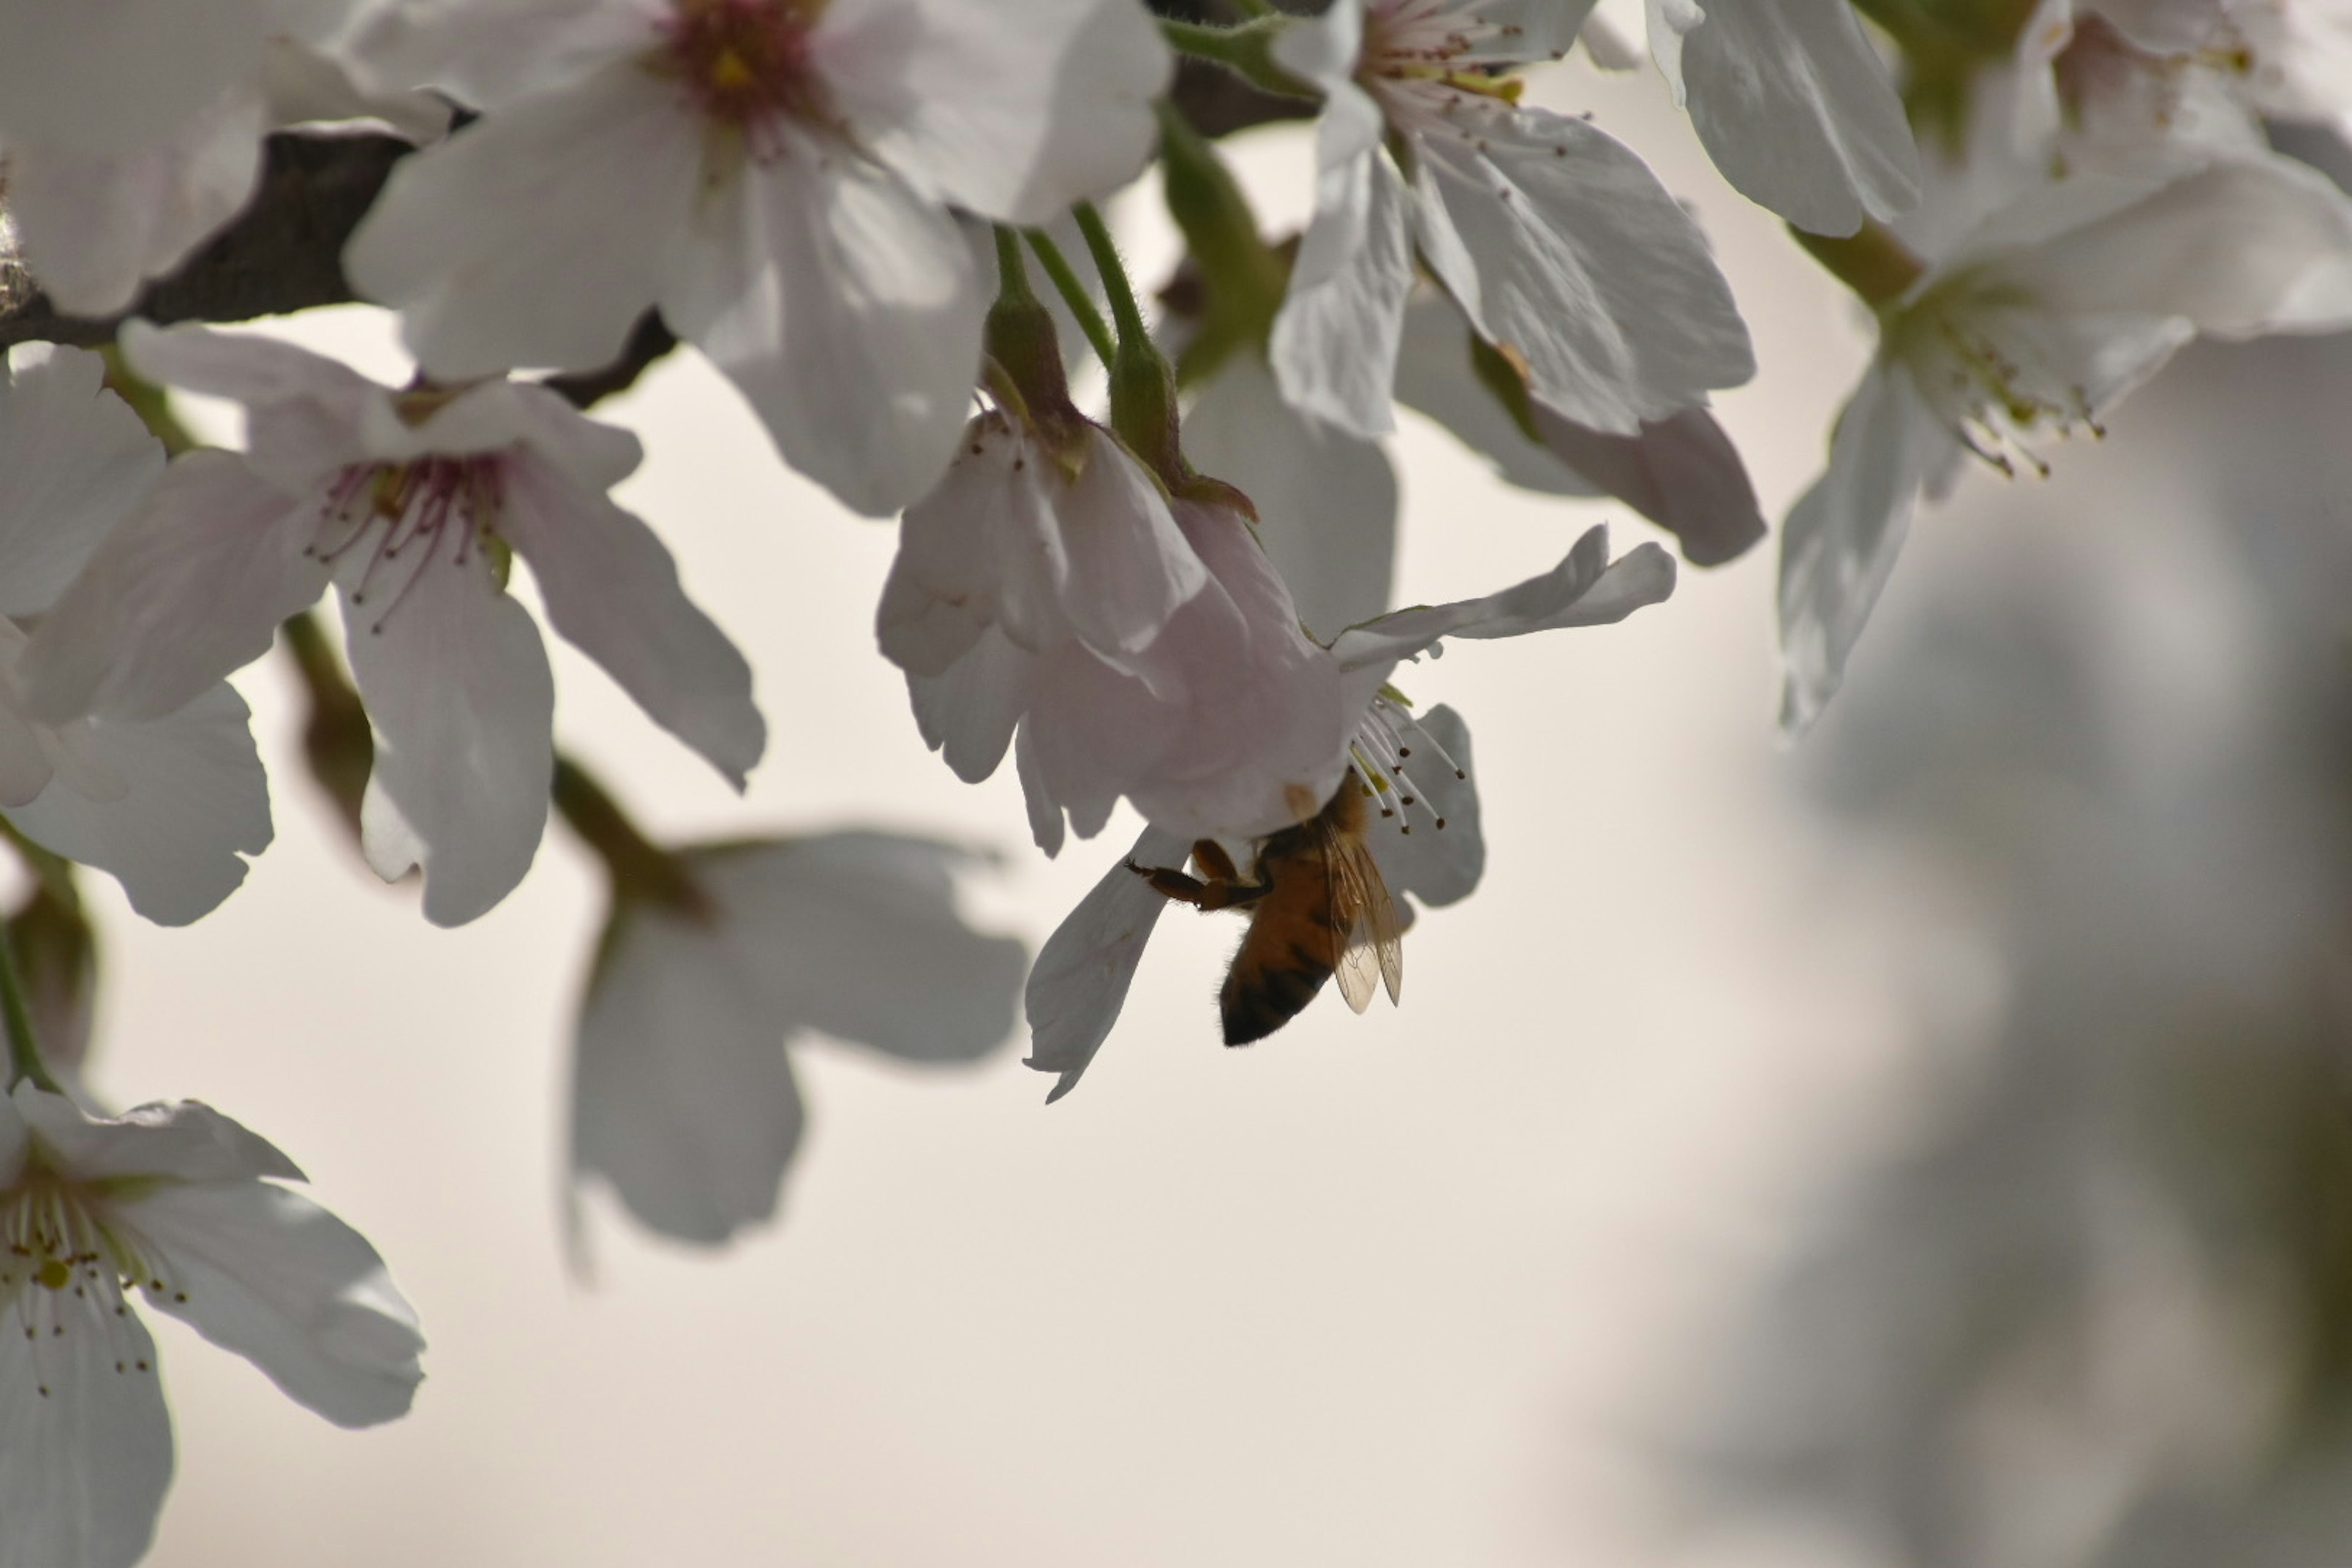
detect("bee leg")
(1126, 861), (1216, 908)
(1190, 839), (1243, 884)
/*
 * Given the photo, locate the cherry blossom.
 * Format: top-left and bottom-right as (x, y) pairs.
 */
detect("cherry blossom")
(343, 0), (1170, 516)
(0, 1), (448, 317)
(0, 1082), (423, 1568)
(1268, 0), (1753, 442)
(21, 322), (764, 927)
(1778, 152), (2352, 733)
(0, 345), (271, 927)
(569, 832), (1025, 1245)
(1645, 0), (1921, 235)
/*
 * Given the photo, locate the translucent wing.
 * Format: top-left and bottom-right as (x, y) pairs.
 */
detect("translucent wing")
(1324, 818), (1404, 1013)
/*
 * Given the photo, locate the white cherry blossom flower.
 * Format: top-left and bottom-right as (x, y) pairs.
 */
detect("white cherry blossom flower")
(1268, 0), (1754, 442)
(21, 322), (764, 927)
(1025, 698), (1483, 1101)
(1390, 287), (1767, 566)
(344, 0), (1170, 516)
(0, 1), (447, 317)
(0, 345), (271, 927)
(570, 832), (1026, 1245)
(1645, 0), (1921, 235)
(1778, 152), (2352, 734)
(0, 1082), (423, 1568)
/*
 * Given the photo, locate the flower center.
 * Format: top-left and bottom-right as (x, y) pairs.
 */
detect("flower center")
(1349, 689), (1464, 837)
(1361, 0), (1529, 123)
(1, 1167), (175, 1396)
(658, 0), (832, 146)
(312, 456), (510, 634)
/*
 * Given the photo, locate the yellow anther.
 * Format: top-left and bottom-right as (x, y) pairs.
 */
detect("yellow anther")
(36, 1257), (69, 1291)
(709, 45), (756, 92)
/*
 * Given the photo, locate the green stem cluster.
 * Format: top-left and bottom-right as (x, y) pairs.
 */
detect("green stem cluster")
(0, 911), (59, 1095)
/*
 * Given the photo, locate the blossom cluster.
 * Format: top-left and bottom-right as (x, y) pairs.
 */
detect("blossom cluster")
(1, 0), (2350, 1557)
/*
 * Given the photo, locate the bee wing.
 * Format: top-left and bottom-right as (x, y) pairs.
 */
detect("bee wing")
(1325, 822), (1405, 1013)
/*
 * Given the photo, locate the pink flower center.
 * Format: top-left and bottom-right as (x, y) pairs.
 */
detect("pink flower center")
(313, 456), (508, 635)
(659, 0), (832, 143)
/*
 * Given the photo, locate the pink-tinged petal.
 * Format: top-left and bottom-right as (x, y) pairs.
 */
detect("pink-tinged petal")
(883, 415), (1063, 675)
(660, 135), (986, 516)
(1024, 824), (1189, 1102)
(118, 1182), (424, 1428)
(4, 683), (274, 927)
(346, 61), (704, 379)
(1271, 91), (1416, 439)
(1182, 353), (1398, 638)
(12, 1089), (301, 1185)
(1649, 0), (1920, 236)
(1776, 361), (1954, 735)
(339, 548), (554, 927)
(823, 0), (1169, 224)
(23, 451), (330, 724)
(1391, 290), (1765, 562)
(907, 625), (1036, 784)
(497, 451), (764, 787)
(0, 1280), (171, 1568)
(0, 347), (164, 617)
(1332, 524), (1676, 675)
(1409, 103), (1755, 434)
(1019, 647), (1172, 842)
(120, 320), (383, 488)
(706, 835), (1026, 1063)
(1052, 426), (1208, 663)
(0, 0), (274, 154)
(571, 894), (804, 1245)
(4, 89), (266, 318)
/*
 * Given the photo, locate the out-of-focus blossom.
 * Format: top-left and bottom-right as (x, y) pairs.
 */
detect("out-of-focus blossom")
(23, 322), (763, 927)
(1646, 0), (1922, 235)
(1777, 152), (2352, 733)
(1269, 0), (1752, 442)
(1025, 697), (1482, 1099)
(0, 1082), (424, 1568)
(0, 345), (270, 926)
(0, 1), (448, 317)
(344, 0), (1169, 516)
(2082, 0), (2352, 131)
(1390, 288), (1767, 567)
(569, 832), (1025, 1246)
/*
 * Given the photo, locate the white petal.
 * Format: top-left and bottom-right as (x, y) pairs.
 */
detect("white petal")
(1182, 353), (1399, 639)
(660, 136), (987, 516)
(4, 87), (266, 317)
(0, 1283), (171, 1568)
(1988, 154), (2352, 336)
(1052, 426), (1211, 665)
(0, 346), (164, 618)
(13, 1090), (301, 1184)
(0, 0), (274, 153)
(339, 549), (554, 927)
(22, 451), (330, 724)
(345, 62), (705, 378)
(119, 320), (383, 488)
(878, 419), (1025, 677)
(1023, 824), (1189, 1102)
(1365, 703), (1483, 908)
(823, 0), (1170, 224)
(497, 450), (764, 787)
(1390, 293), (1766, 562)
(571, 895), (804, 1245)
(1775, 360), (1953, 735)
(907, 625), (1036, 784)
(336, 0), (664, 111)
(1332, 524), (1676, 673)
(1270, 93), (1417, 439)
(1019, 643), (1178, 839)
(4, 682), (274, 927)
(1015, 722), (1066, 857)
(1269, 0), (1365, 96)
(1447, 0), (1601, 62)
(1653, 0), (1920, 235)
(118, 1182), (424, 1427)
(1409, 103), (1755, 433)
(704, 835), (1027, 1062)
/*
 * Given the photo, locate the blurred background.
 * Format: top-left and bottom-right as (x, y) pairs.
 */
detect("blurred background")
(73, 47), (2352, 1568)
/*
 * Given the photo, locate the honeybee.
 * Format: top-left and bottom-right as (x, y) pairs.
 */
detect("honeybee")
(1128, 771), (1404, 1045)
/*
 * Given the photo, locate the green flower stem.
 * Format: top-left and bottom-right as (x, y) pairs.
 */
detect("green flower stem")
(1155, 99), (1287, 385)
(1158, 15), (1315, 99)
(1793, 219), (1926, 309)
(0, 913), (60, 1095)
(1072, 201), (1152, 354)
(1072, 200), (1186, 484)
(1022, 229), (1117, 371)
(280, 610), (374, 843)
(99, 347), (198, 456)
(550, 756), (707, 915)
